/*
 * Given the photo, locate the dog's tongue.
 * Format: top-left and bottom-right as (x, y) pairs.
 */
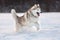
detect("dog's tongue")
(37, 12), (40, 16)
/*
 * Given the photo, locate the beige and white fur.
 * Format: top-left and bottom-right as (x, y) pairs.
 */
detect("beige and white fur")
(11, 4), (41, 32)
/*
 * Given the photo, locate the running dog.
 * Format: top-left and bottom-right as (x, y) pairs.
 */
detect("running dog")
(11, 4), (41, 32)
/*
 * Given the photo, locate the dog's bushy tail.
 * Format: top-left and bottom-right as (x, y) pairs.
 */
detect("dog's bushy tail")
(11, 9), (17, 20)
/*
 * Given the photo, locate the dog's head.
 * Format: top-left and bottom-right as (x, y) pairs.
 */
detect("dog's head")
(30, 4), (41, 17)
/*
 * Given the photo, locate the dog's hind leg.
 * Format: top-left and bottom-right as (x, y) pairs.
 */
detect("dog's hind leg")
(15, 23), (22, 32)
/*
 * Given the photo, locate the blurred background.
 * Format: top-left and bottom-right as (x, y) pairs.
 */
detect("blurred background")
(0, 0), (60, 13)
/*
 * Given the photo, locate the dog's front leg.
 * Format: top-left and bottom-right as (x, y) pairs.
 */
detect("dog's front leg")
(35, 22), (40, 31)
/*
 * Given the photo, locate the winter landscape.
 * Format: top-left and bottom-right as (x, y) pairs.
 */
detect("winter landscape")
(0, 13), (60, 40)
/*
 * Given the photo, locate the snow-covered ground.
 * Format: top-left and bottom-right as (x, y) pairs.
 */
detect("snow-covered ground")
(0, 13), (60, 40)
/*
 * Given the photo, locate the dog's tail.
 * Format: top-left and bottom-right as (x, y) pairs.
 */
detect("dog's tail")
(11, 9), (17, 20)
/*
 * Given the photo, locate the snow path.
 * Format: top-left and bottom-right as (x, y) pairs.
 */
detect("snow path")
(0, 13), (60, 40)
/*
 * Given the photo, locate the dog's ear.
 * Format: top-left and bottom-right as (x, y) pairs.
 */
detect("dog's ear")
(34, 4), (37, 7)
(30, 4), (40, 10)
(34, 4), (40, 7)
(30, 4), (37, 10)
(37, 4), (39, 7)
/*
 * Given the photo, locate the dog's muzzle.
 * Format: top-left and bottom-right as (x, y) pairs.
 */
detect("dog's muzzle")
(37, 12), (40, 16)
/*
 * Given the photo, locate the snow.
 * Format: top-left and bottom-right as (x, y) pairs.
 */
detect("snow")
(0, 12), (60, 40)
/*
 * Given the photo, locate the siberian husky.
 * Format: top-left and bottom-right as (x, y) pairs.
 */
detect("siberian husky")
(11, 4), (41, 32)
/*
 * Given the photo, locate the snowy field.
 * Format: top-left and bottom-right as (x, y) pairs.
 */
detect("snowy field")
(0, 13), (60, 40)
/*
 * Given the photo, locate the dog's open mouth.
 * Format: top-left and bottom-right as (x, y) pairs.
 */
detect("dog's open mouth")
(37, 12), (40, 16)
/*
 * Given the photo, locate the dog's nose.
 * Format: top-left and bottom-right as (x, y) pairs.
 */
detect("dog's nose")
(37, 12), (40, 16)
